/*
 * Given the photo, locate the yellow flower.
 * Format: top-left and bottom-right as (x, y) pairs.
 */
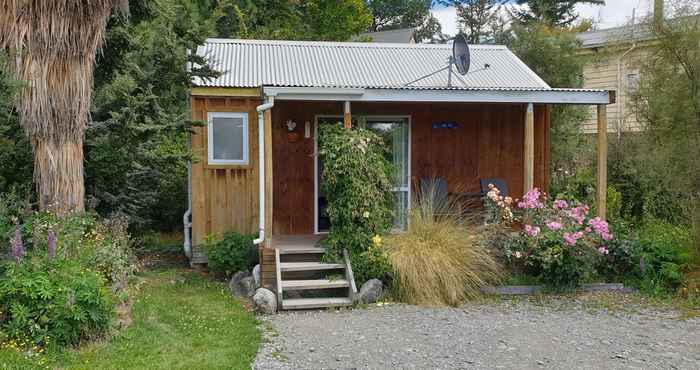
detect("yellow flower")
(372, 234), (382, 247)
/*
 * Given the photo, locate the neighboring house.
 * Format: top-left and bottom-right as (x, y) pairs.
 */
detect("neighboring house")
(186, 38), (613, 309)
(356, 27), (416, 43)
(577, 23), (654, 134)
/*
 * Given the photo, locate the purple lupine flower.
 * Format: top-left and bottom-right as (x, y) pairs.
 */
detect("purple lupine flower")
(11, 225), (24, 264)
(47, 229), (56, 259)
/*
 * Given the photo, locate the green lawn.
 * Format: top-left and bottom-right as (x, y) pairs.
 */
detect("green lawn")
(1, 268), (260, 370)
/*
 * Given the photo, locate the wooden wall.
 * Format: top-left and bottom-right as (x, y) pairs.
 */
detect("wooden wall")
(190, 97), (262, 264)
(271, 101), (550, 236)
(190, 98), (550, 251)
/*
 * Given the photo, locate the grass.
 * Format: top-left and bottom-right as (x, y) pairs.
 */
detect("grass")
(0, 250), (260, 370)
(384, 181), (502, 306)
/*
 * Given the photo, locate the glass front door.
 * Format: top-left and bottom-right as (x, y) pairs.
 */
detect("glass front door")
(315, 116), (410, 233)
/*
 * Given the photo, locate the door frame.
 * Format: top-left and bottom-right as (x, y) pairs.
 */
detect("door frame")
(313, 114), (412, 235)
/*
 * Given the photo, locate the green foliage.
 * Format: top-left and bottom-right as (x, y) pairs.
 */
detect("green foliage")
(213, 0), (372, 40)
(0, 190), (26, 249)
(0, 53), (32, 194)
(318, 125), (394, 283)
(87, 1), (218, 233)
(206, 232), (256, 277)
(366, 0), (444, 42)
(636, 220), (694, 294)
(624, 9), (700, 225)
(511, 0), (604, 27)
(0, 269), (261, 369)
(502, 23), (590, 172)
(0, 258), (114, 347)
(23, 212), (137, 291)
(350, 242), (393, 286)
(485, 187), (613, 288)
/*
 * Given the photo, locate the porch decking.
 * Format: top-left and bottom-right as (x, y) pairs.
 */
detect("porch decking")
(262, 235), (357, 310)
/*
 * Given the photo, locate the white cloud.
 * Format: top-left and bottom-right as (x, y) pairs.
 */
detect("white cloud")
(432, 1), (654, 37)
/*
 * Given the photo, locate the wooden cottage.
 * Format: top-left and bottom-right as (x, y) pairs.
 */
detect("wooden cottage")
(186, 39), (614, 309)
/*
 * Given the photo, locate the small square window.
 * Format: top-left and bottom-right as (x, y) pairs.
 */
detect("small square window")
(627, 73), (640, 94)
(208, 112), (249, 165)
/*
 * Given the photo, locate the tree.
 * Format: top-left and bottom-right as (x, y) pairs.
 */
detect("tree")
(445, 0), (501, 43)
(0, 1), (128, 215)
(626, 7), (700, 223)
(511, 0), (604, 27)
(504, 23), (590, 172)
(212, 0), (371, 41)
(0, 54), (32, 194)
(366, 0), (444, 41)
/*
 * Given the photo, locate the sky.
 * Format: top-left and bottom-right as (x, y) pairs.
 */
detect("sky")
(432, 0), (654, 36)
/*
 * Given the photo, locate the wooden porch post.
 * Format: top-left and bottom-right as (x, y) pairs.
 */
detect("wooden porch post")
(523, 103), (535, 194)
(343, 101), (352, 129)
(596, 104), (608, 219)
(264, 108), (273, 247)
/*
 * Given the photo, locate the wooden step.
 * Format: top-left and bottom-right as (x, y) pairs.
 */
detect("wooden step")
(278, 248), (325, 255)
(282, 279), (349, 290)
(279, 262), (345, 272)
(282, 297), (353, 310)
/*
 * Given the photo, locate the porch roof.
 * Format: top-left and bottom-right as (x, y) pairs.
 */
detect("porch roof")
(193, 38), (613, 105)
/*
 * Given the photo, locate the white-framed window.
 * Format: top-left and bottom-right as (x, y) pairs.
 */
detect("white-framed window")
(207, 112), (249, 165)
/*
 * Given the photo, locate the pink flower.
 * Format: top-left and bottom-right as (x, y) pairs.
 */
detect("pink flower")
(588, 217), (613, 241)
(524, 224), (540, 237)
(563, 231), (584, 246)
(553, 199), (569, 210)
(598, 246), (610, 255)
(546, 220), (563, 231)
(518, 188), (544, 209)
(567, 205), (589, 225)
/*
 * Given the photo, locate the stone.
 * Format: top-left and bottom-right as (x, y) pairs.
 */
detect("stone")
(357, 278), (383, 304)
(253, 288), (277, 314)
(252, 264), (261, 287)
(229, 271), (256, 298)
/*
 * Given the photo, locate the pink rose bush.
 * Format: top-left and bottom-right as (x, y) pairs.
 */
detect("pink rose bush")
(485, 186), (615, 287)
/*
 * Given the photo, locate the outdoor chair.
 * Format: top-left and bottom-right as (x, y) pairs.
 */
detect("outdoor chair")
(480, 178), (508, 198)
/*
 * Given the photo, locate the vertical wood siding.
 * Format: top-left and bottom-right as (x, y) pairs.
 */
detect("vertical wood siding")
(190, 97), (261, 263)
(190, 99), (550, 249)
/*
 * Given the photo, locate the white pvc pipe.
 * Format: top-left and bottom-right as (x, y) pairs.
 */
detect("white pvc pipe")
(253, 96), (274, 245)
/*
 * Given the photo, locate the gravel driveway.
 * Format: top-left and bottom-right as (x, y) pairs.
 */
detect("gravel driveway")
(253, 295), (699, 369)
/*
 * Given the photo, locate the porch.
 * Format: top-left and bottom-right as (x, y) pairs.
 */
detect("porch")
(269, 100), (551, 236)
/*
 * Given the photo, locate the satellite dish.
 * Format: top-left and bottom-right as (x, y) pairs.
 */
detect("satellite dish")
(452, 34), (470, 75)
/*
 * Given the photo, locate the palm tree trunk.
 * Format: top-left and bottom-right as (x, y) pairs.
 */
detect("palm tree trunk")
(0, 0), (128, 216)
(33, 138), (85, 213)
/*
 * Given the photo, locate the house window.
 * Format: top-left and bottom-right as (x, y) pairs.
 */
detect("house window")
(627, 72), (640, 94)
(208, 112), (249, 165)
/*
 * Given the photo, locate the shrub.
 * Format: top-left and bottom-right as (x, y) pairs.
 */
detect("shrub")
(25, 212), (137, 291)
(0, 190), (26, 250)
(0, 258), (114, 347)
(636, 219), (694, 294)
(317, 124), (394, 283)
(206, 232), (256, 277)
(384, 182), (502, 306)
(486, 186), (614, 288)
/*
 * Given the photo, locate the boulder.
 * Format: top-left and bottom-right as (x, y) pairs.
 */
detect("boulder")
(253, 288), (277, 314)
(357, 279), (383, 304)
(229, 271), (256, 298)
(252, 264), (261, 287)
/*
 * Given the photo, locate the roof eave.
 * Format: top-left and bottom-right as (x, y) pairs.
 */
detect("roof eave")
(263, 87), (614, 105)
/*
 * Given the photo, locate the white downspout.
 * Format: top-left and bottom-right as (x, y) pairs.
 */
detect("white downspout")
(183, 134), (192, 258)
(616, 43), (636, 142)
(253, 96), (275, 245)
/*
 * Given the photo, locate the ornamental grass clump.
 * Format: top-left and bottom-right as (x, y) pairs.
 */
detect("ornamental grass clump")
(384, 182), (502, 306)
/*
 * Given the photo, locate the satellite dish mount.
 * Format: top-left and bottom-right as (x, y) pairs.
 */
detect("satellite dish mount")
(404, 34), (471, 88)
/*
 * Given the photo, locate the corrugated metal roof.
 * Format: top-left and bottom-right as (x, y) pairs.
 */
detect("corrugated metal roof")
(356, 28), (416, 43)
(577, 23), (653, 48)
(193, 39), (552, 90)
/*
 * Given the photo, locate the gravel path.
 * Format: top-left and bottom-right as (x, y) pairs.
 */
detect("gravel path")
(253, 296), (700, 369)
